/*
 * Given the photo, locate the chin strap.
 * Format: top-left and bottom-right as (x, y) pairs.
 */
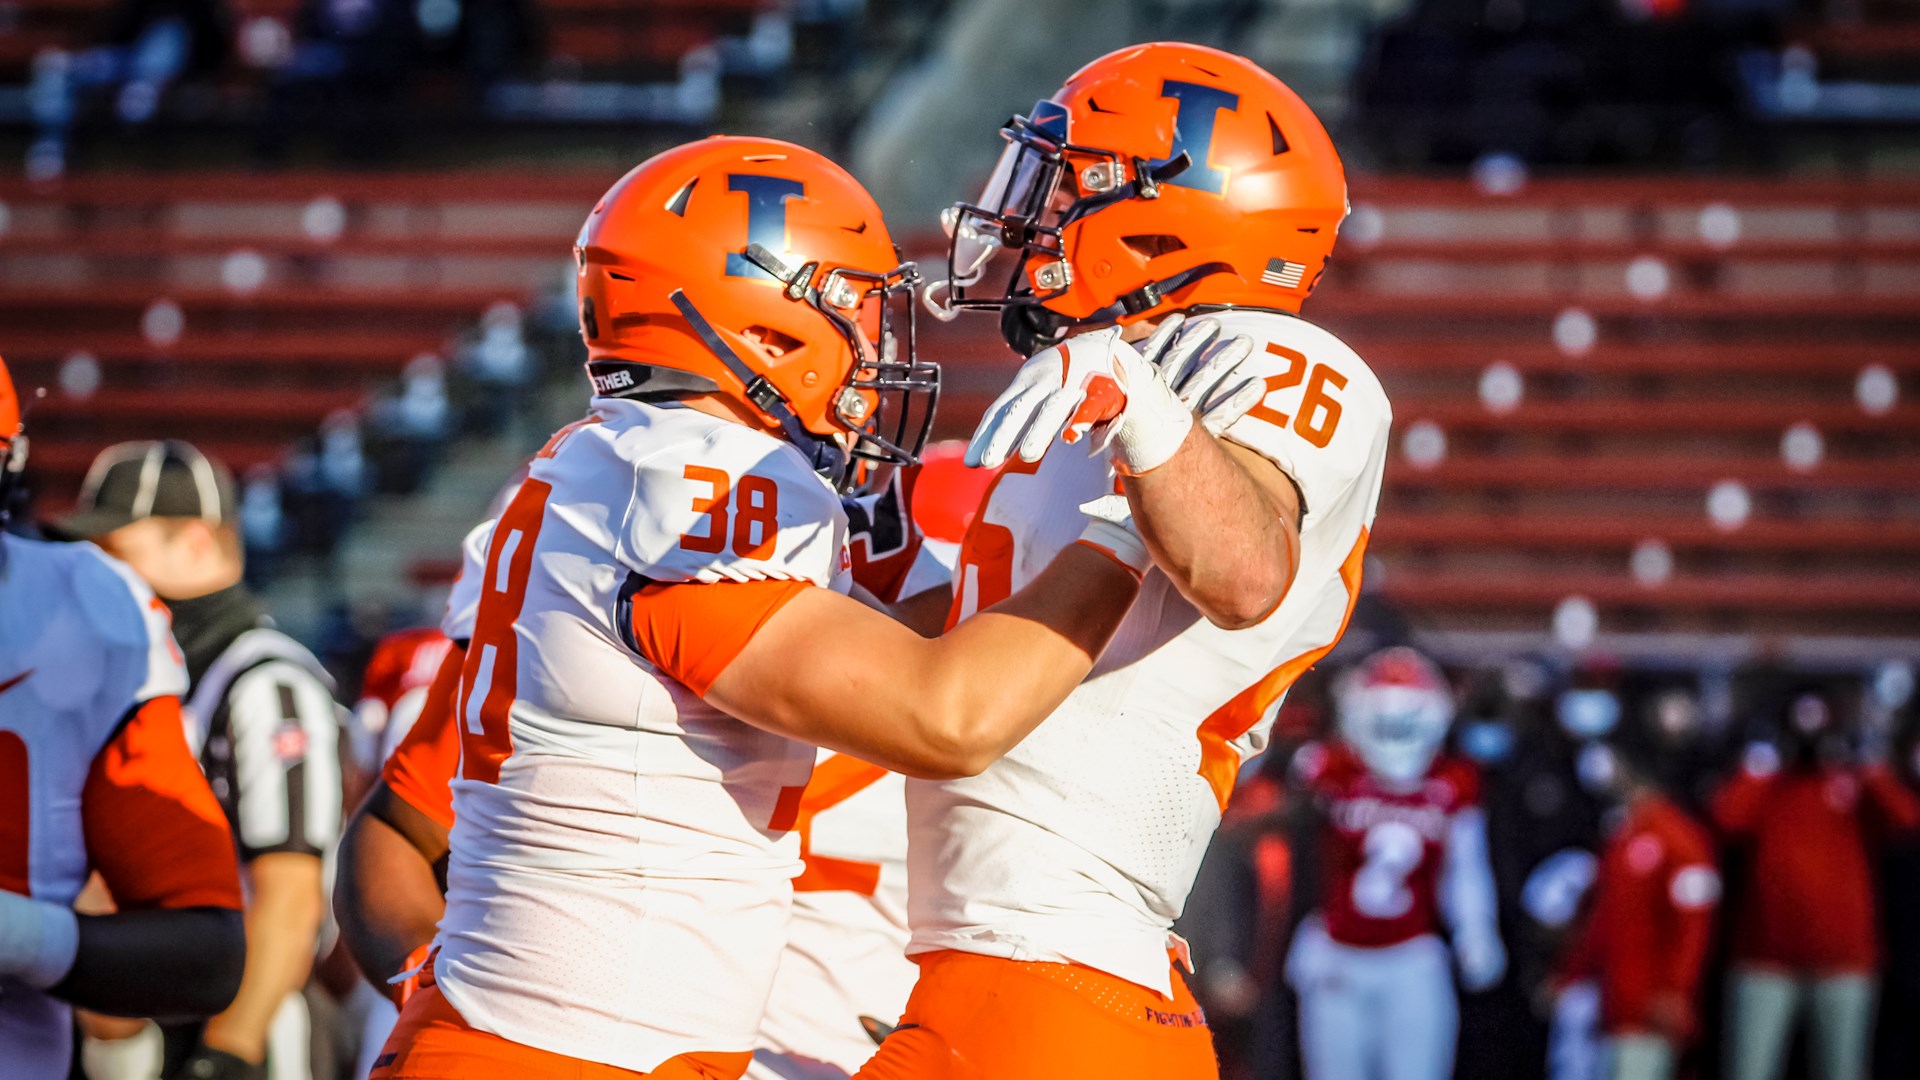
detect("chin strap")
(998, 261), (1238, 355)
(667, 289), (850, 485)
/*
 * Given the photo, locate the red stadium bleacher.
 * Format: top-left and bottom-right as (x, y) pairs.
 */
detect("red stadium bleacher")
(5, 170), (1917, 643)
(919, 174), (1920, 644)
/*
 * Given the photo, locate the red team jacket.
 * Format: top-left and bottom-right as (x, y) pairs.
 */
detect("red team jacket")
(1562, 795), (1720, 1039)
(1713, 759), (1920, 974)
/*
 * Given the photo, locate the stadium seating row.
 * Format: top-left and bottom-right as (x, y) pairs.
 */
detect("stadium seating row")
(3, 171), (1915, 642)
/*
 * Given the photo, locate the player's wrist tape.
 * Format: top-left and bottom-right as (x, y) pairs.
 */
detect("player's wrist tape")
(1111, 357), (1194, 476)
(0, 889), (80, 988)
(1077, 521), (1151, 578)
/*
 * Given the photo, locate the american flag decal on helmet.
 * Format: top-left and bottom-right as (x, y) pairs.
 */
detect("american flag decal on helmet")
(1262, 258), (1306, 289)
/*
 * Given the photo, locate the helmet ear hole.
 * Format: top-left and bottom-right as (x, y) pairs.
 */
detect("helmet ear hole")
(1120, 234), (1188, 259)
(741, 325), (803, 358)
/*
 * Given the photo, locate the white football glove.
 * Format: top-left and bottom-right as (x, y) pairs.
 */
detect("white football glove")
(965, 326), (1191, 475)
(1454, 926), (1508, 993)
(1133, 313), (1265, 435)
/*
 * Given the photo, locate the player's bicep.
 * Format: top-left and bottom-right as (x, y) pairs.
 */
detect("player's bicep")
(1221, 342), (1388, 522)
(83, 697), (243, 912)
(690, 585), (943, 774)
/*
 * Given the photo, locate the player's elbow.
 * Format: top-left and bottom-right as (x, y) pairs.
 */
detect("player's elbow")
(179, 907), (248, 1016)
(899, 696), (1002, 781)
(1194, 572), (1290, 631)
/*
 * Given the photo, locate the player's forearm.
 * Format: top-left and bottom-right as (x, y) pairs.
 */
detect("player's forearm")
(202, 855), (324, 1062)
(1124, 426), (1298, 629)
(1440, 809), (1500, 936)
(50, 907), (245, 1019)
(903, 543), (1137, 776)
(334, 796), (447, 995)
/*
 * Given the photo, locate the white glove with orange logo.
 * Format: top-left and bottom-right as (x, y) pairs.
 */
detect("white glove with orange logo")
(965, 317), (1261, 475)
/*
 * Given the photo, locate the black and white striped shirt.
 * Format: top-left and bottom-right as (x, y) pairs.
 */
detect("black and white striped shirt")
(185, 628), (343, 860)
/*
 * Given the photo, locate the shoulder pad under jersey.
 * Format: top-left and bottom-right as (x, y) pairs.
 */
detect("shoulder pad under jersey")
(597, 409), (848, 586)
(1208, 311), (1392, 523)
(71, 542), (189, 704)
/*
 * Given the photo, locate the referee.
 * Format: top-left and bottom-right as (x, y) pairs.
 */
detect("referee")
(61, 441), (343, 1080)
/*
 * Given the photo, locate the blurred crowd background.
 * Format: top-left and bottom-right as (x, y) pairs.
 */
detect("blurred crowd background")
(1, 0), (1916, 1077)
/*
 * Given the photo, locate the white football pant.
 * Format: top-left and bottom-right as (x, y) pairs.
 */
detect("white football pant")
(1287, 917), (1457, 1080)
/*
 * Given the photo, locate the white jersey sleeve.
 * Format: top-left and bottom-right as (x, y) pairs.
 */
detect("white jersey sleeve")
(611, 419), (848, 587)
(1212, 310), (1392, 524)
(74, 544), (190, 707)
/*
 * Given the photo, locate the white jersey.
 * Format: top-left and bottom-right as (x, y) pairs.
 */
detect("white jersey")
(433, 399), (850, 1072)
(752, 751), (913, 1079)
(441, 516), (493, 643)
(0, 536), (189, 1077)
(911, 309), (1391, 994)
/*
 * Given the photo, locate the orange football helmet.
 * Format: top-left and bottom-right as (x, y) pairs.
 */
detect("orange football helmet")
(577, 136), (938, 488)
(0, 355), (23, 525)
(934, 43), (1348, 354)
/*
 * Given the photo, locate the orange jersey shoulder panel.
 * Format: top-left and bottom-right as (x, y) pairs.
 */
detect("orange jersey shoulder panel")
(625, 579), (810, 697)
(82, 696), (243, 911)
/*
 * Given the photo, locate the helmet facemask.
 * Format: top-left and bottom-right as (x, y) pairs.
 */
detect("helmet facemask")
(931, 101), (1193, 354)
(1340, 684), (1452, 787)
(735, 244), (940, 488)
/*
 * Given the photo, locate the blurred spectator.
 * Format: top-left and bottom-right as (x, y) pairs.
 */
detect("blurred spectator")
(283, 411), (368, 570)
(240, 463), (288, 588)
(456, 301), (533, 437)
(1713, 686), (1920, 1080)
(27, 0), (232, 179)
(369, 354), (451, 495)
(56, 440), (344, 1080)
(1551, 733), (1721, 1080)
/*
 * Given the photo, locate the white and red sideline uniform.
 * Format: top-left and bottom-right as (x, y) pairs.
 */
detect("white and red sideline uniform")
(0, 535), (243, 1077)
(1286, 740), (1495, 1080)
(430, 398), (848, 1072)
(912, 309), (1390, 996)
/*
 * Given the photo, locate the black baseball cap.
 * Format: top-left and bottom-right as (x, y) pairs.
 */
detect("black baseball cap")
(56, 439), (238, 539)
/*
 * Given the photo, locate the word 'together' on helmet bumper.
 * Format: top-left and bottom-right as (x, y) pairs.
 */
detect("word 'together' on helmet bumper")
(576, 136), (940, 491)
(930, 43), (1349, 356)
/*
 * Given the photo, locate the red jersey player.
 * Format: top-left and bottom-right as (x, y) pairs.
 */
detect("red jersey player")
(1287, 647), (1504, 1080)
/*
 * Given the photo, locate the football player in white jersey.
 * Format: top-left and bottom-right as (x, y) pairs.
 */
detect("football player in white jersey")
(854, 43), (1393, 1079)
(369, 136), (1205, 1080)
(337, 463), (968, 1080)
(0, 355), (248, 1077)
(1287, 647), (1504, 1080)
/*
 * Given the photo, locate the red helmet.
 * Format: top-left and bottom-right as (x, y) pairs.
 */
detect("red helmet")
(0, 356), (23, 524)
(577, 136), (938, 488)
(1337, 647), (1454, 785)
(909, 440), (994, 544)
(934, 43), (1348, 353)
